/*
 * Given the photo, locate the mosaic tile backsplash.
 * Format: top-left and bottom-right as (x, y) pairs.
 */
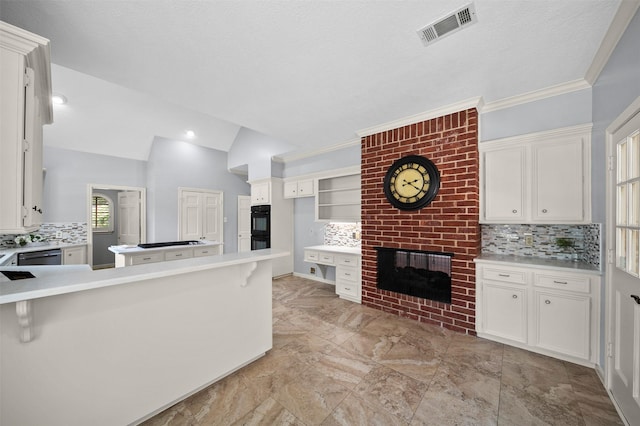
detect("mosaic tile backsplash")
(481, 223), (601, 268)
(0, 222), (88, 248)
(324, 222), (362, 247)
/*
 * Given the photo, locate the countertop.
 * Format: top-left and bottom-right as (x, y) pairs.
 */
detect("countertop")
(0, 248), (288, 304)
(304, 245), (362, 255)
(0, 242), (86, 266)
(474, 253), (601, 274)
(108, 240), (221, 255)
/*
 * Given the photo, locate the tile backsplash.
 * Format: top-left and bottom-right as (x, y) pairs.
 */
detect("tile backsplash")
(324, 222), (361, 247)
(481, 223), (601, 268)
(0, 222), (88, 248)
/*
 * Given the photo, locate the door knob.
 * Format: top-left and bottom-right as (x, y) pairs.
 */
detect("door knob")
(631, 295), (640, 305)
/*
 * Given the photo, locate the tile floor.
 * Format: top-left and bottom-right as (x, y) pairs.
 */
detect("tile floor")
(144, 275), (622, 425)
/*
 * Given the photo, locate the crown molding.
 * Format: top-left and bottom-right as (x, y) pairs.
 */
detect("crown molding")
(272, 138), (360, 163)
(356, 97), (483, 138)
(482, 79), (591, 113)
(585, 0), (640, 85)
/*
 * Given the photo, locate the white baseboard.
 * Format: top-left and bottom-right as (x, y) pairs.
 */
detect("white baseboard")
(292, 272), (335, 286)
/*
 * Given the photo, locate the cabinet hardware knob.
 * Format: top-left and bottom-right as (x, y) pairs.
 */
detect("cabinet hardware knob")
(542, 209), (548, 213)
(345, 287), (351, 291)
(631, 295), (640, 305)
(512, 209), (517, 214)
(553, 281), (568, 285)
(512, 294), (518, 299)
(545, 300), (551, 304)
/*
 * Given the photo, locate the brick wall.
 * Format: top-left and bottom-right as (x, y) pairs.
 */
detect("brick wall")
(360, 108), (479, 334)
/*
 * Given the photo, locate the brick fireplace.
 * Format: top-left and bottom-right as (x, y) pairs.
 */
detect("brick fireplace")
(360, 108), (479, 334)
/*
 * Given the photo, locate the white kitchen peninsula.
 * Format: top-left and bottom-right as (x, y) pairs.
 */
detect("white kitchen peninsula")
(0, 249), (286, 426)
(109, 240), (222, 267)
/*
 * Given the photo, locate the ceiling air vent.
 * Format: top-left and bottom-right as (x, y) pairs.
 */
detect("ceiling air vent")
(417, 3), (477, 46)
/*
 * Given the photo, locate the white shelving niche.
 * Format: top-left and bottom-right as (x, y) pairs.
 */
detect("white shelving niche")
(316, 173), (361, 222)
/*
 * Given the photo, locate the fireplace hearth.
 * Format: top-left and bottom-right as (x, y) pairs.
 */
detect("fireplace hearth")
(375, 247), (453, 304)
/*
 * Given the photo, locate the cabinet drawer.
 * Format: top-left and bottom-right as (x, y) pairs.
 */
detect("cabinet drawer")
(482, 267), (527, 284)
(164, 249), (193, 261)
(318, 253), (335, 265)
(304, 250), (319, 262)
(337, 281), (358, 298)
(131, 252), (164, 265)
(535, 273), (590, 294)
(337, 255), (359, 267)
(194, 247), (217, 257)
(337, 266), (358, 283)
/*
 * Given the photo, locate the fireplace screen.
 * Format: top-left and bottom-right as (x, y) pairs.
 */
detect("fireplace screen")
(375, 247), (453, 304)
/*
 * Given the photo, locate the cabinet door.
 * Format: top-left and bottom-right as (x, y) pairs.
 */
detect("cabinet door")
(297, 180), (315, 197)
(283, 181), (298, 199)
(63, 246), (86, 265)
(482, 147), (526, 222)
(482, 282), (527, 343)
(532, 139), (585, 222)
(22, 67), (44, 229)
(535, 291), (590, 360)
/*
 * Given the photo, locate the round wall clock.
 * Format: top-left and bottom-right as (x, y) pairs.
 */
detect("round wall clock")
(383, 155), (440, 210)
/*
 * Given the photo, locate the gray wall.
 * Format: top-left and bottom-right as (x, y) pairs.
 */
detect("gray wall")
(480, 88), (593, 142)
(146, 137), (250, 252)
(592, 8), (640, 367)
(43, 147), (147, 222)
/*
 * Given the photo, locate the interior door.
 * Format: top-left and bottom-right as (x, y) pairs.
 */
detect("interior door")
(237, 195), (251, 252)
(608, 108), (640, 424)
(179, 190), (203, 241)
(202, 192), (222, 242)
(117, 191), (140, 245)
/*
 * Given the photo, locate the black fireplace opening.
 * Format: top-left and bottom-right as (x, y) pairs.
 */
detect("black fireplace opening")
(375, 247), (453, 304)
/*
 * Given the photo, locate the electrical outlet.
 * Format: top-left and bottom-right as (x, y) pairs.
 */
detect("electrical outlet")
(524, 233), (533, 246)
(55, 231), (63, 239)
(310, 267), (316, 275)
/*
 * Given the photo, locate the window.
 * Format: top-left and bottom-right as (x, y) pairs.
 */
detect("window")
(616, 127), (640, 276)
(92, 193), (113, 233)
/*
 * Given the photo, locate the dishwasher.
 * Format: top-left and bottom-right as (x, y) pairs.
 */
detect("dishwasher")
(18, 248), (62, 265)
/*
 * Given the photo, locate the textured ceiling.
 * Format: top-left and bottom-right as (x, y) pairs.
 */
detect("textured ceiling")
(0, 1), (623, 160)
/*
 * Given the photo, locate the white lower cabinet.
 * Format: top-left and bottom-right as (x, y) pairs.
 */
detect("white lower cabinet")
(476, 260), (599, 366)
(62, 246), (87, 265)
(482, 283), (527, 343)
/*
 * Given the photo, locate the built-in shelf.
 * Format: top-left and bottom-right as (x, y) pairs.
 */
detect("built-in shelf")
(316, 174), (361, 222)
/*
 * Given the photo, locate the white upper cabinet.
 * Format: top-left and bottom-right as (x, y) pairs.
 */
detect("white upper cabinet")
(482, 146), (526, 222)
(0, 22), (52, 233)
(480, 124), (591, 224)
(283, 179), (315, 199)
(250, 180), (271, 205)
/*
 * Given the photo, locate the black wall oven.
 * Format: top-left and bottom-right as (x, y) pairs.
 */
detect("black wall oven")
(251, 205), (271, 250)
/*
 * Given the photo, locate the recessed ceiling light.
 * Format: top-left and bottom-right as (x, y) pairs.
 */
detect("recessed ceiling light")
(52, 94), (67, 105)
(185, 130), (196, 138)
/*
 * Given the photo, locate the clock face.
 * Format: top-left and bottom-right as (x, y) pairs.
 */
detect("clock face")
(383, 155), (440, 210)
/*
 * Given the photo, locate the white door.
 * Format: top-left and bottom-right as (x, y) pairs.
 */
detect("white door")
(180, 190), (203, 241)
(608, 106), (640, 424)
(179, 188), (223, 243)
(202, 192), (222, 242)
(237, 195), (251, 252)
(117, 191), (140, 245)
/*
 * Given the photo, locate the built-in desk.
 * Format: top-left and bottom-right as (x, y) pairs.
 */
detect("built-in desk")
(304, 245), (361, 303)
